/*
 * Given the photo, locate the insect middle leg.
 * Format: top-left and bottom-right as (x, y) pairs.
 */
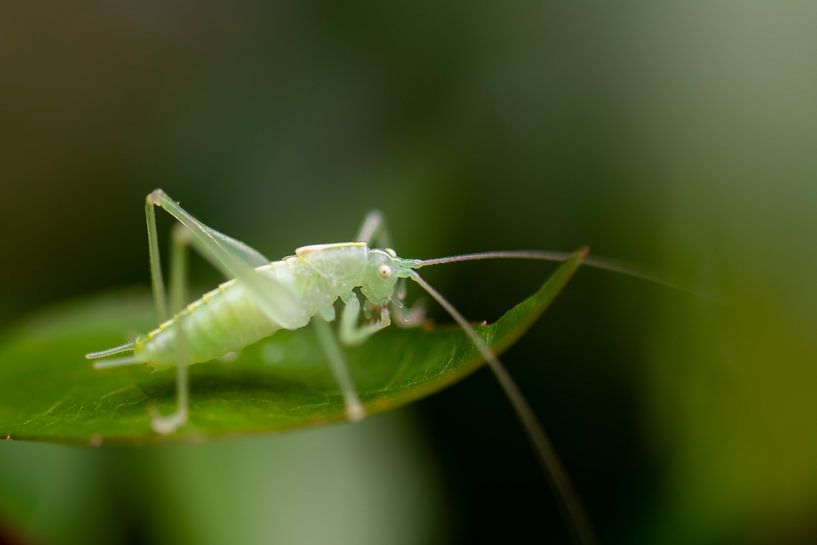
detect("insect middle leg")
(312, 319), (365, 422)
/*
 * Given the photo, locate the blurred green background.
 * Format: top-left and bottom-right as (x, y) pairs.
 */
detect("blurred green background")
(2, 1), (816, 544)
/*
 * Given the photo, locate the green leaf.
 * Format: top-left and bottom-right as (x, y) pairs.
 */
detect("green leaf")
(0, 249), (585, 445)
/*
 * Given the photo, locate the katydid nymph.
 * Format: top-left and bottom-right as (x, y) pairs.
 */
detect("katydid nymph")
(87, 189), (671, 545)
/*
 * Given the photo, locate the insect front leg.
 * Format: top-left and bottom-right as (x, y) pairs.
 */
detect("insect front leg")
(355, 209), (391, 248)
(390, 295), (426, 328)
(312, 319), (365, 422)
(338, 292), (390, 345)
(149, 224), (192, 435)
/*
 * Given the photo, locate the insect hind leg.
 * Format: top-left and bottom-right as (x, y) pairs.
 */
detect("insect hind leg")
(144, 189), (312, 433)
(147, 189), (306, 330)
(150, 224), (191, 435)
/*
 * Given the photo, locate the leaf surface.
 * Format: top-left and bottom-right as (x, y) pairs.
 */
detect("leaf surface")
(0, 250), (584, 444)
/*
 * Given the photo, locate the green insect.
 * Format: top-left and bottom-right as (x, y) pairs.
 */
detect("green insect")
(87, 189), (673, 545)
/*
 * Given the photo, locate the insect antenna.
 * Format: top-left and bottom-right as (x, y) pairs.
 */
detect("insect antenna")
(417, 250), (690, 294)
(409, 271), (598, 545)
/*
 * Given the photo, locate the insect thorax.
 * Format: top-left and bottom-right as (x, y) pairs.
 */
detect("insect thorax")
(293, 242), (416, 306)
(295, 242), (371, 295)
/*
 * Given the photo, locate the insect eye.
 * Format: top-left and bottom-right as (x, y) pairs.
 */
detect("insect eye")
(378, 264), (392, 279)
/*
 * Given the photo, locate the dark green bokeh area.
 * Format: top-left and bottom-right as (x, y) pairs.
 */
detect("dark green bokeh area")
(2, 2), (816, 544)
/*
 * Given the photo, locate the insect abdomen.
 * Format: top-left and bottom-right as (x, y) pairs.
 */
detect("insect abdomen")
(136, 281), (281, 370)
